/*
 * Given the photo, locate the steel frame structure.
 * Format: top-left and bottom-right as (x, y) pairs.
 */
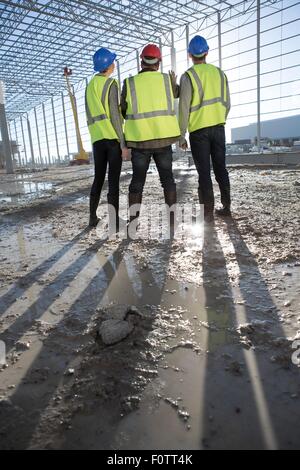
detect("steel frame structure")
(1, 0), (281, 116)
(2, 0), (300, 169)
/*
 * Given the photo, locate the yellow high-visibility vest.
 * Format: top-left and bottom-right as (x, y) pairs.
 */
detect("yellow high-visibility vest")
(85, 75), (119, 144)
(124, 71), (180, 142)
(187, 63), (230, 132)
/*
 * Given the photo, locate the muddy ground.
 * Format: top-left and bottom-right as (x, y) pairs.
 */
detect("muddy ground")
(0, 159), (300, 450)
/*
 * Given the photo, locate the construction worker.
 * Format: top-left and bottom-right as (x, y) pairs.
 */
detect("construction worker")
(85, 47), (128, 228)
(179, 35), (231, 222)
(121, 44), (180, 231)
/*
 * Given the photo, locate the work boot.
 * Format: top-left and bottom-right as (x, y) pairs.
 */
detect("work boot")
(220, 186), (231, 210)
(204, 200), (215, 223)
(128, 192), (142, 238)
(107, 194), (121, 233)
(215, 206), (232, 217)
(216, 186), (231, 217)
(198, 189), (214, 224)
(128, 192), (142, 222)
(164, 190), (177, 228)
(89, 194), (100, 227)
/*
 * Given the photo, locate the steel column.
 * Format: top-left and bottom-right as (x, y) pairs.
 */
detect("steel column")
(159, 38), (163, 72)
(61, 91), (70, 160)
(218, 12), (222, 69)
(26, 113), (35, 166)
(34, 107), (42, 165)
(0, 81), (14, 173)
(42, 102), (51, 165)
(186, 24), (190, 69)
(117, 60), (122, 90)
(257, 0), (261, 153)
(51, 96), (60, 163)
(14, 119), (22, 167)
(20, 116), (28, 166)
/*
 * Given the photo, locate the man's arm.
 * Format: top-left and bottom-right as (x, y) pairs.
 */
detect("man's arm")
(108, 81), (126, 149)
(225, 73), (231, 119)
(179, 73), (192, 147)
(169, 71), (180, 98)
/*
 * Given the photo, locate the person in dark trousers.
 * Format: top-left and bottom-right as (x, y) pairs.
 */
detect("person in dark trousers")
(121, 44), (180, 233)
(85, 47), (128, 228)
(179, 35), (231, 222)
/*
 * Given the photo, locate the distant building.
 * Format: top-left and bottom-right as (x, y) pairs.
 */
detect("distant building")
(231, 115), (300, 146)
(293, 141), (300, 151)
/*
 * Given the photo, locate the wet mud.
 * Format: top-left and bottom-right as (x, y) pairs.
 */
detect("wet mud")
(0, 163), (299, 449)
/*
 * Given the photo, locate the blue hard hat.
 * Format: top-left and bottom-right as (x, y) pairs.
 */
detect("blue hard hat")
(188, 35), (209, 56)
(93, 47), (117, 72)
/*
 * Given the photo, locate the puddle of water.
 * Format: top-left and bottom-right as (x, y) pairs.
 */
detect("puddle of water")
(0, 196), (13, 203)
(0, 181), (53, 203)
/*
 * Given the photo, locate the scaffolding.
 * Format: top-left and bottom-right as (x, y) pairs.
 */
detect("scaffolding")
(1, 0), (300, 168)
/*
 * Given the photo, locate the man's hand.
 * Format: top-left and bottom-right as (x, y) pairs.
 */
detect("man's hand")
(121, 147), (131, 161)
(169, 70), (177, 85)
(179, 138), (188, 151)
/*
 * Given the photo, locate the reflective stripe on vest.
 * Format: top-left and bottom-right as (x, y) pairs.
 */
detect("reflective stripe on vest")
(125, 74), (176, 120)
(85, 77), (114, 126)
(188, 67), (230, 115)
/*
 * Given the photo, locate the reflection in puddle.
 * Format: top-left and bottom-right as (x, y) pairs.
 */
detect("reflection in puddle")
(0, 181), (53, 203)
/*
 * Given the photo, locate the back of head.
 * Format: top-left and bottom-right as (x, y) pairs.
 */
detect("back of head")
(188, 35), (209, 63)
(140, 44), (162, 70)
(93, 47), (116, 73)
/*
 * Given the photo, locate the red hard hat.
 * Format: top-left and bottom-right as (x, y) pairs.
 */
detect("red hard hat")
(140, 44), (162, 62)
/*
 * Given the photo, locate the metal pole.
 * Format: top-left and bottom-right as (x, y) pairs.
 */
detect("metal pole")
(14, 119), (22, 167)
(136, 49), (140, 72)
(186, 24), (190, 69)
(34, 107), (42, 166)
(218, 12), (222, 69)
(61, 91), (70, 160)
(42, 102), (51, 165)
(8, 120), (12, 142)
(26, 113), (35, 166)
(117, 60), (122, 90)
(170, 31), (179, 150)
(0, 81), (14, 173)
(51, 97), (60, 163)
(171, 31), (176, 74)
(20, 116), (28, 166)
(159, 38), (163, 72)
(257, 0), (261, 154)
(8, 121), (14, 166)
(8, 120), (16, 170)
